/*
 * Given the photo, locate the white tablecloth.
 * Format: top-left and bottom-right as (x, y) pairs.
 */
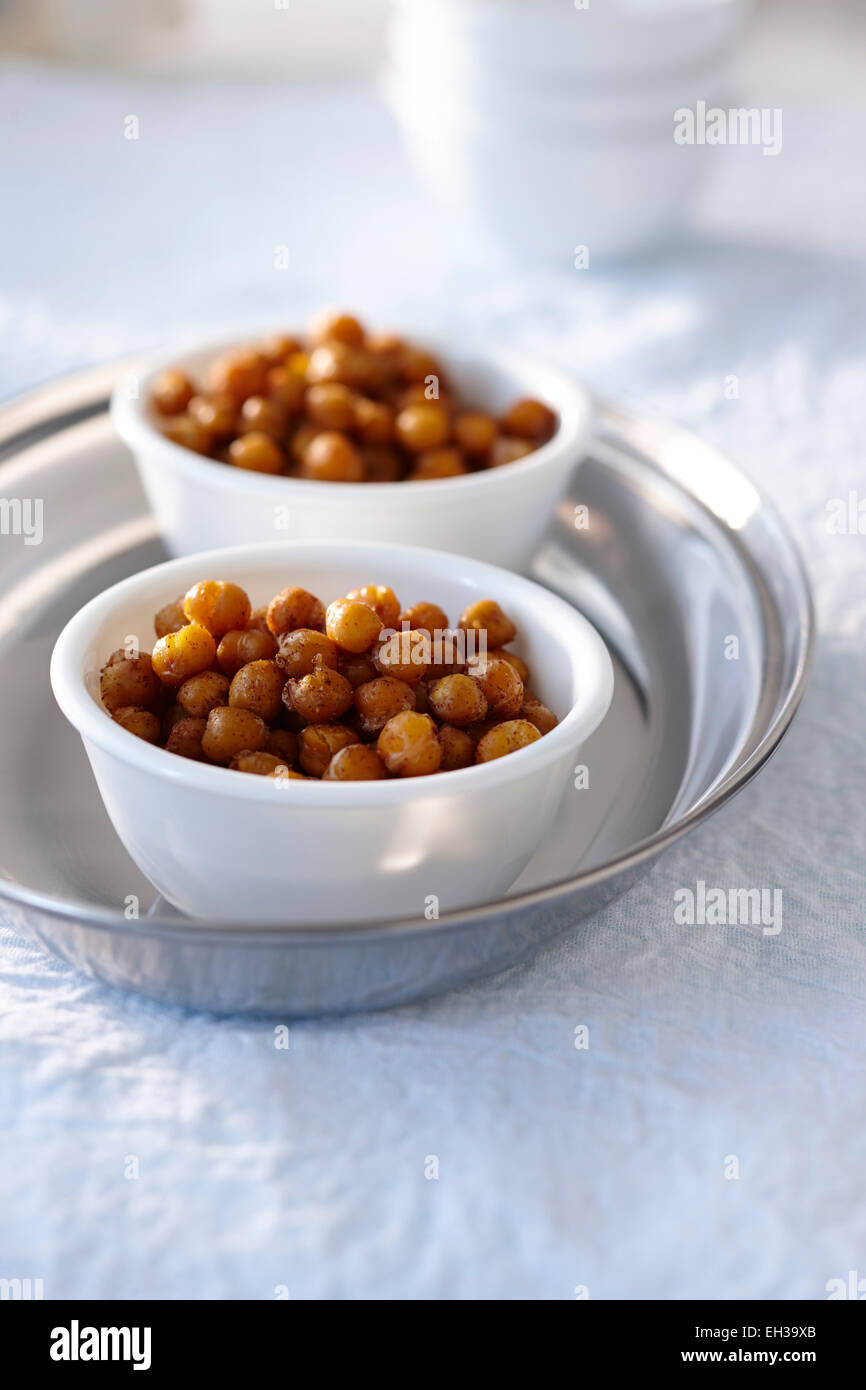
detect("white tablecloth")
(1, 18), (864, 1298)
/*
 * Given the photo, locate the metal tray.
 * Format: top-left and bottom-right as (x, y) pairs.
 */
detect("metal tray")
(0, 365), (813, 1015)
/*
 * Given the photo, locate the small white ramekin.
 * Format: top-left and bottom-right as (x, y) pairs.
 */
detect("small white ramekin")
(111, 331), (592, 573)
(50, 541), (614, 926)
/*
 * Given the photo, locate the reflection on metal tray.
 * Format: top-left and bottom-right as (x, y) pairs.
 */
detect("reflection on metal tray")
(0, 366), (813, 1015)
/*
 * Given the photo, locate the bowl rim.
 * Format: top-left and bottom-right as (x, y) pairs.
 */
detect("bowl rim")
(109, 325), (592, 504)
(50, 539), (614, 808)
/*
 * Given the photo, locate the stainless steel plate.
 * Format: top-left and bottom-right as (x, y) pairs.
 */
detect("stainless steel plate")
(0, 366), (813, 1015)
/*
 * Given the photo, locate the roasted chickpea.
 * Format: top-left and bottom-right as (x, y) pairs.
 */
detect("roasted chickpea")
(466, 655), (523, 719)
(266, 364), (306, 414)
(153, 595), (187, 639)
(201, 706), (267, 763)
(398, 346), (442, 385)
(372, 628), (430, 684)
(394, 401), (450, 453)
(338, 651), (378, 688)
(183, 580), (251, 636)
(229, 750), (297, 777)
(100, 651), (161, 713)
(377, 711), (442, 777)
(161, 702), (187, 740)
(489, 436), (534, 468)
(361, 445), (403, 482)
(228, 431), (285, 474)
(399, 601), (449, 632)
(438, 724), (475, 771)
(354, 676), (415, 735)
(205, 348), (269, 404)
(324, 744), (387, 781)
(353, 397), (394, 445)
(300, 430), (363, 483)
(284, 668), (354, 723)
(308, 310), (365, 348)
(266, 587), (326, 636)
(265, 727), (299, 765)
(259, 333), (302, 366)
(152, 623), (217, 687)
(151, 369), (195, 417)
(475, 719), (541, 762)
(247, 606), (271, 633)
(501, 397), (557, 441)
(188, 393), (238, 443)
(306, 342), (373, 391)
(113, 706), (160, 743)
(521, 693), (558, 735)
(458, 598), (517, 650)
(409, 447), (467, 480)
(489, 647), (530, 683)
(216, 627), (277, 676)
(177, 670), (230, 718)
(298, 722), (360, 777)
(275, 628), (339, 678)
(229, 659), (285, 723)
(344, 584), (401, 628)
(325, 597), (383, 653)
(165, 715), (207, 760)
(453, 411), (498, 456)
(161, 414), (211, 454)
(306, 383), (357, 431)
(428, 673), (488, 726)
(239, 394), (286, 439)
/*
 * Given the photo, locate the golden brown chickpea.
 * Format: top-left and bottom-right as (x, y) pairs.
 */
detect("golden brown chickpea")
(112, 706), (161, 743)
(228, 432), (285, 475)
(501, 397), (557, 441)
(428, 673), (489, 726)
(324, 744), (387, 780)
(338, 651), (378, 688)
(453, 411), (498, 456)
(265, 727), (299, 765)
(521, 693), (558, 735)
(344, 584), (402, 628)
(161, 701), (187, 740)
(152, 623), (217, 688)
(266, 587), (326, 636)
(266, 364), (307, 415)
(259, 334), (302, 366)
(217, 627), (277, 676)
(409, 447), (467, 480)
(300, 430), (364, 483)
(298, 722), (361, 777)
(306, 383), (357, 431)
(488, 647), (530, 683)
(438, 724), (476, 771)
(151, 369), (195, 417)
(489, 436), (534, 468)
(154, 595), (187, 639)
(372, 628), (430, 685)
(306, 342), (373, 391)
(377, 710), (442, 777)
(398, 601), (449, 633)
(325, 597), (383, 653)
(458, 598), (517, 649)
(475, 719), (541, 762)
(183, 580), (252, 636)
(353, 397), (394, 445)
(229, 659), (285, 723)
(162, 414), (211, 454)
(466, 655), (523, 718)
(275, 628), (339, 679)
(100, 651), (162, 713)
(205, 348), (269, 404)
(308, 310), (365, 348)
(287, 421), (320, 463)
(201, 706), (267, 764)
(398, 346), (443, 385)
(354, 676), (415, 735)
(176, 670), (230, 719)
(394, 401), (450, 453)
(239, 394), (286, 439)
(229, 750), (296, 777)
(187, 393), (238, 441)
(165, 715), (207, 760)
(283, 668), (354, 723)
(361, 446), (404, 482)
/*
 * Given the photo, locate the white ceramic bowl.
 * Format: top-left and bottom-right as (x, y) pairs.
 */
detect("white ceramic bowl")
(111, 333), (591, 572)
(50, 541), (614, 926)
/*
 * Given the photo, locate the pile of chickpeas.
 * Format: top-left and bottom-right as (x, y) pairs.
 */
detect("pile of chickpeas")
(99, 579), (558, 780)
(149, 311), (557, 482)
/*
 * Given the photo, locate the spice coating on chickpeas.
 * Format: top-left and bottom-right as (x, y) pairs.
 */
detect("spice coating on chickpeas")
(99, 577), (559, 780)
(151, 313), (557, 482)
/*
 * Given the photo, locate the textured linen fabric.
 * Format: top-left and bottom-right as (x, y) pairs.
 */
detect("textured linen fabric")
(0, 22), (864, 1299)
